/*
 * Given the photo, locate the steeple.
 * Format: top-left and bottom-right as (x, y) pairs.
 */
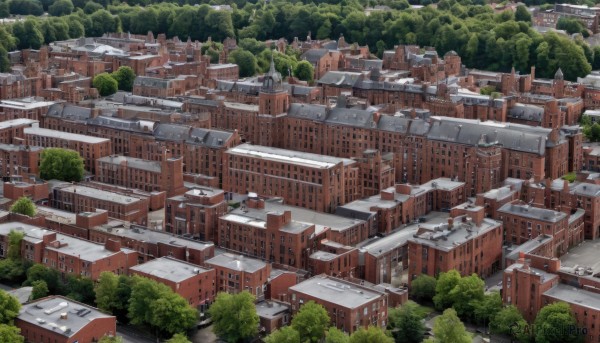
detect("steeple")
(554, 67), (564, 80)
(261, 51), (283, 93)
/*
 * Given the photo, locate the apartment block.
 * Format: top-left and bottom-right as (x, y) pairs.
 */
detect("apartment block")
(289, 275), (388, 333)
(205, 253), (271, 299)
(130, 257), (215, 308)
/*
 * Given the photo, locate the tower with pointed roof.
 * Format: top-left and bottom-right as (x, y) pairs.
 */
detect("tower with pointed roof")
(553, 67), (564, 98)
(257, 52), (290, 147)
(259, 52), (288, 116)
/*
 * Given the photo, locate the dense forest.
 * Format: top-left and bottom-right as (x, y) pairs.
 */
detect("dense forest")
(0, 0), (598, 80)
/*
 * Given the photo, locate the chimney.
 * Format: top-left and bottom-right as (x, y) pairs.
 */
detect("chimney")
(60, 313), (67, 320)
(104, 238), (122, 252)
(447, 217), (454, 228)
(395, 184), (412, 195)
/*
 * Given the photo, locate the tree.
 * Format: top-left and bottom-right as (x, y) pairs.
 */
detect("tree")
(449, 274), (485, 319)
(93, 73), (118, 97)
(0, 46), (9, 73)
(388, 301), (426, 343)
(534, 302), (582, 343)
(515, 5), (531, 22)
(0, 258), (30, 284)
(294, 60), (314, 82)
(410, 275), (437, 302)
(98, 336), (123, 343)
(348, 326), (393, 343)
(291, 301), (330, 343)
(7, 230), (24, 260)
(433, 270), (461, 310)
(427, 308), (470, 343)
(83, 1), (102, 14)
(325, 327), (349, 343)
(95, 272), (119, 313)
(39, 148), (85, 182)
(209, 291), (259, 343)
(0, 324), (23, 343)
(48, 0), (74, 16)
(30, 280), (49, 301)
(10, 197), (36, 217)
(228, 49), (257, 78)
(265, 326), (301, 343)
(0, 290), (20, 325)
(25, 264), (62, 295)
(166, 333), (191, 343)
(129, 276), (197, 336)
(65, 275), (95, 305)
(111, 66), (135, 92)
(472, 291), (502, 328)
(490, 305), (529, 342)
(12, 19), (44, 50)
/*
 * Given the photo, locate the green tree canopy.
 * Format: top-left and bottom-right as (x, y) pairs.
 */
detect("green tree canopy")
(30, 280), (49, 301)
(0, 290), (21, 325)
(534, 302), (582, 343)
(294, 60), (314, 82)
(410, 275), (437, 302)
(98, 336), (123, 343)
(39, 148), (85, 182)
(0, 258), (30, 284)
(433, 270), (461, 310)
(291, 300), (331, 343)
(48, 0), (74, 16)
(0, 324), (24, 343)
(209, 291), (259, 343)
(514, 5), (531, 22)
(472, 292), (502, 327)
(388, 301), (426, 343)
(25, 264), (62, 295)
(490, 305), (528, 342)
(93, 72), (118, 97)
(348, 326), (393, 343)
(111, 66), (136, 92)
(427, 308), (471, 343)
(65, 275), (95, 305)
(449, 274), (485, 319)
(0, 47), (10, 73)
(166, 333), (191, 343)
(10, 197), (36, 217)
(95, 271), (119, 313)
(265, 326), (301, 343)
(228, 49), (257, 78)
(325, 327), (349, 343)
(7, 230), (24, 260)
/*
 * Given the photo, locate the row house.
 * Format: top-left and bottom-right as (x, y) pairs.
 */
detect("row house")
(165, 187), (229, 241)
(0, 144), (42, 178)
(0, 98), (54, 122)
(0, 118), (38, 145)
(308, 240), (359, 278)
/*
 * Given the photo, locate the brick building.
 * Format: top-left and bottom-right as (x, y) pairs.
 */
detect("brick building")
(23, 126), (111, 174)
(51, 184), (149, 225)
(223, 143), (358, 213)
(165, 187), (228, 241)
(289, 275), (388, 333)
(95, 155), (185, 197)
(0, 144), (42, 178)
(205, 253), (271, 300)
(219, 208), (315, 269)
(3, 179), (48, 203)
(0, 118), (38, 144)
(0, 98), (54, 122)
(16, 296), (116, 343)
(408, 209), (503, 284)
(130, 256), (215, 308)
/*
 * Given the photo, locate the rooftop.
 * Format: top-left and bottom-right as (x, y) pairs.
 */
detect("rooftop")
(205, 253), (267, 273)
(290, 275), (385, 309)
(130, 257), (212, 283)
(0, 118), (38, 129)
(97, 155), (162, 173)
(409, 217), (502, 252)
(0, 98), (54, 110)
(56, 185), (142, 205)
(227, 144), (354, 169)
(18, 296), (114, 337)
(544, 283), (600, 311)
(498, 202), (567, 223)
(255, 301), (290, 319)
(0, 222), (55, 244)
(24, 127), (109, 144)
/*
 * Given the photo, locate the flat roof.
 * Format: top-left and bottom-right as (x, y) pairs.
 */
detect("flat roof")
(205, 253), (266, 273)
(56, 185), (142, 205)
(290, 275), (385, 309)
(0, 99), (54, 110)
(97, 155), (162, 173)
(227, 143), (354, 169)
(409, 217), (501, 252)
(498, 203), (567, 223)
(130, 257), (212, 283)
(544, 283), (600, 311)
(92, 223), (214, 251)
(255, 301), (290, 319)
(18, 296), (114, 337)
(45, 233), (123, 262)
(0, 222), (55, 244)
(24, 127), (109, 144)
(0, 118), (37, 129)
